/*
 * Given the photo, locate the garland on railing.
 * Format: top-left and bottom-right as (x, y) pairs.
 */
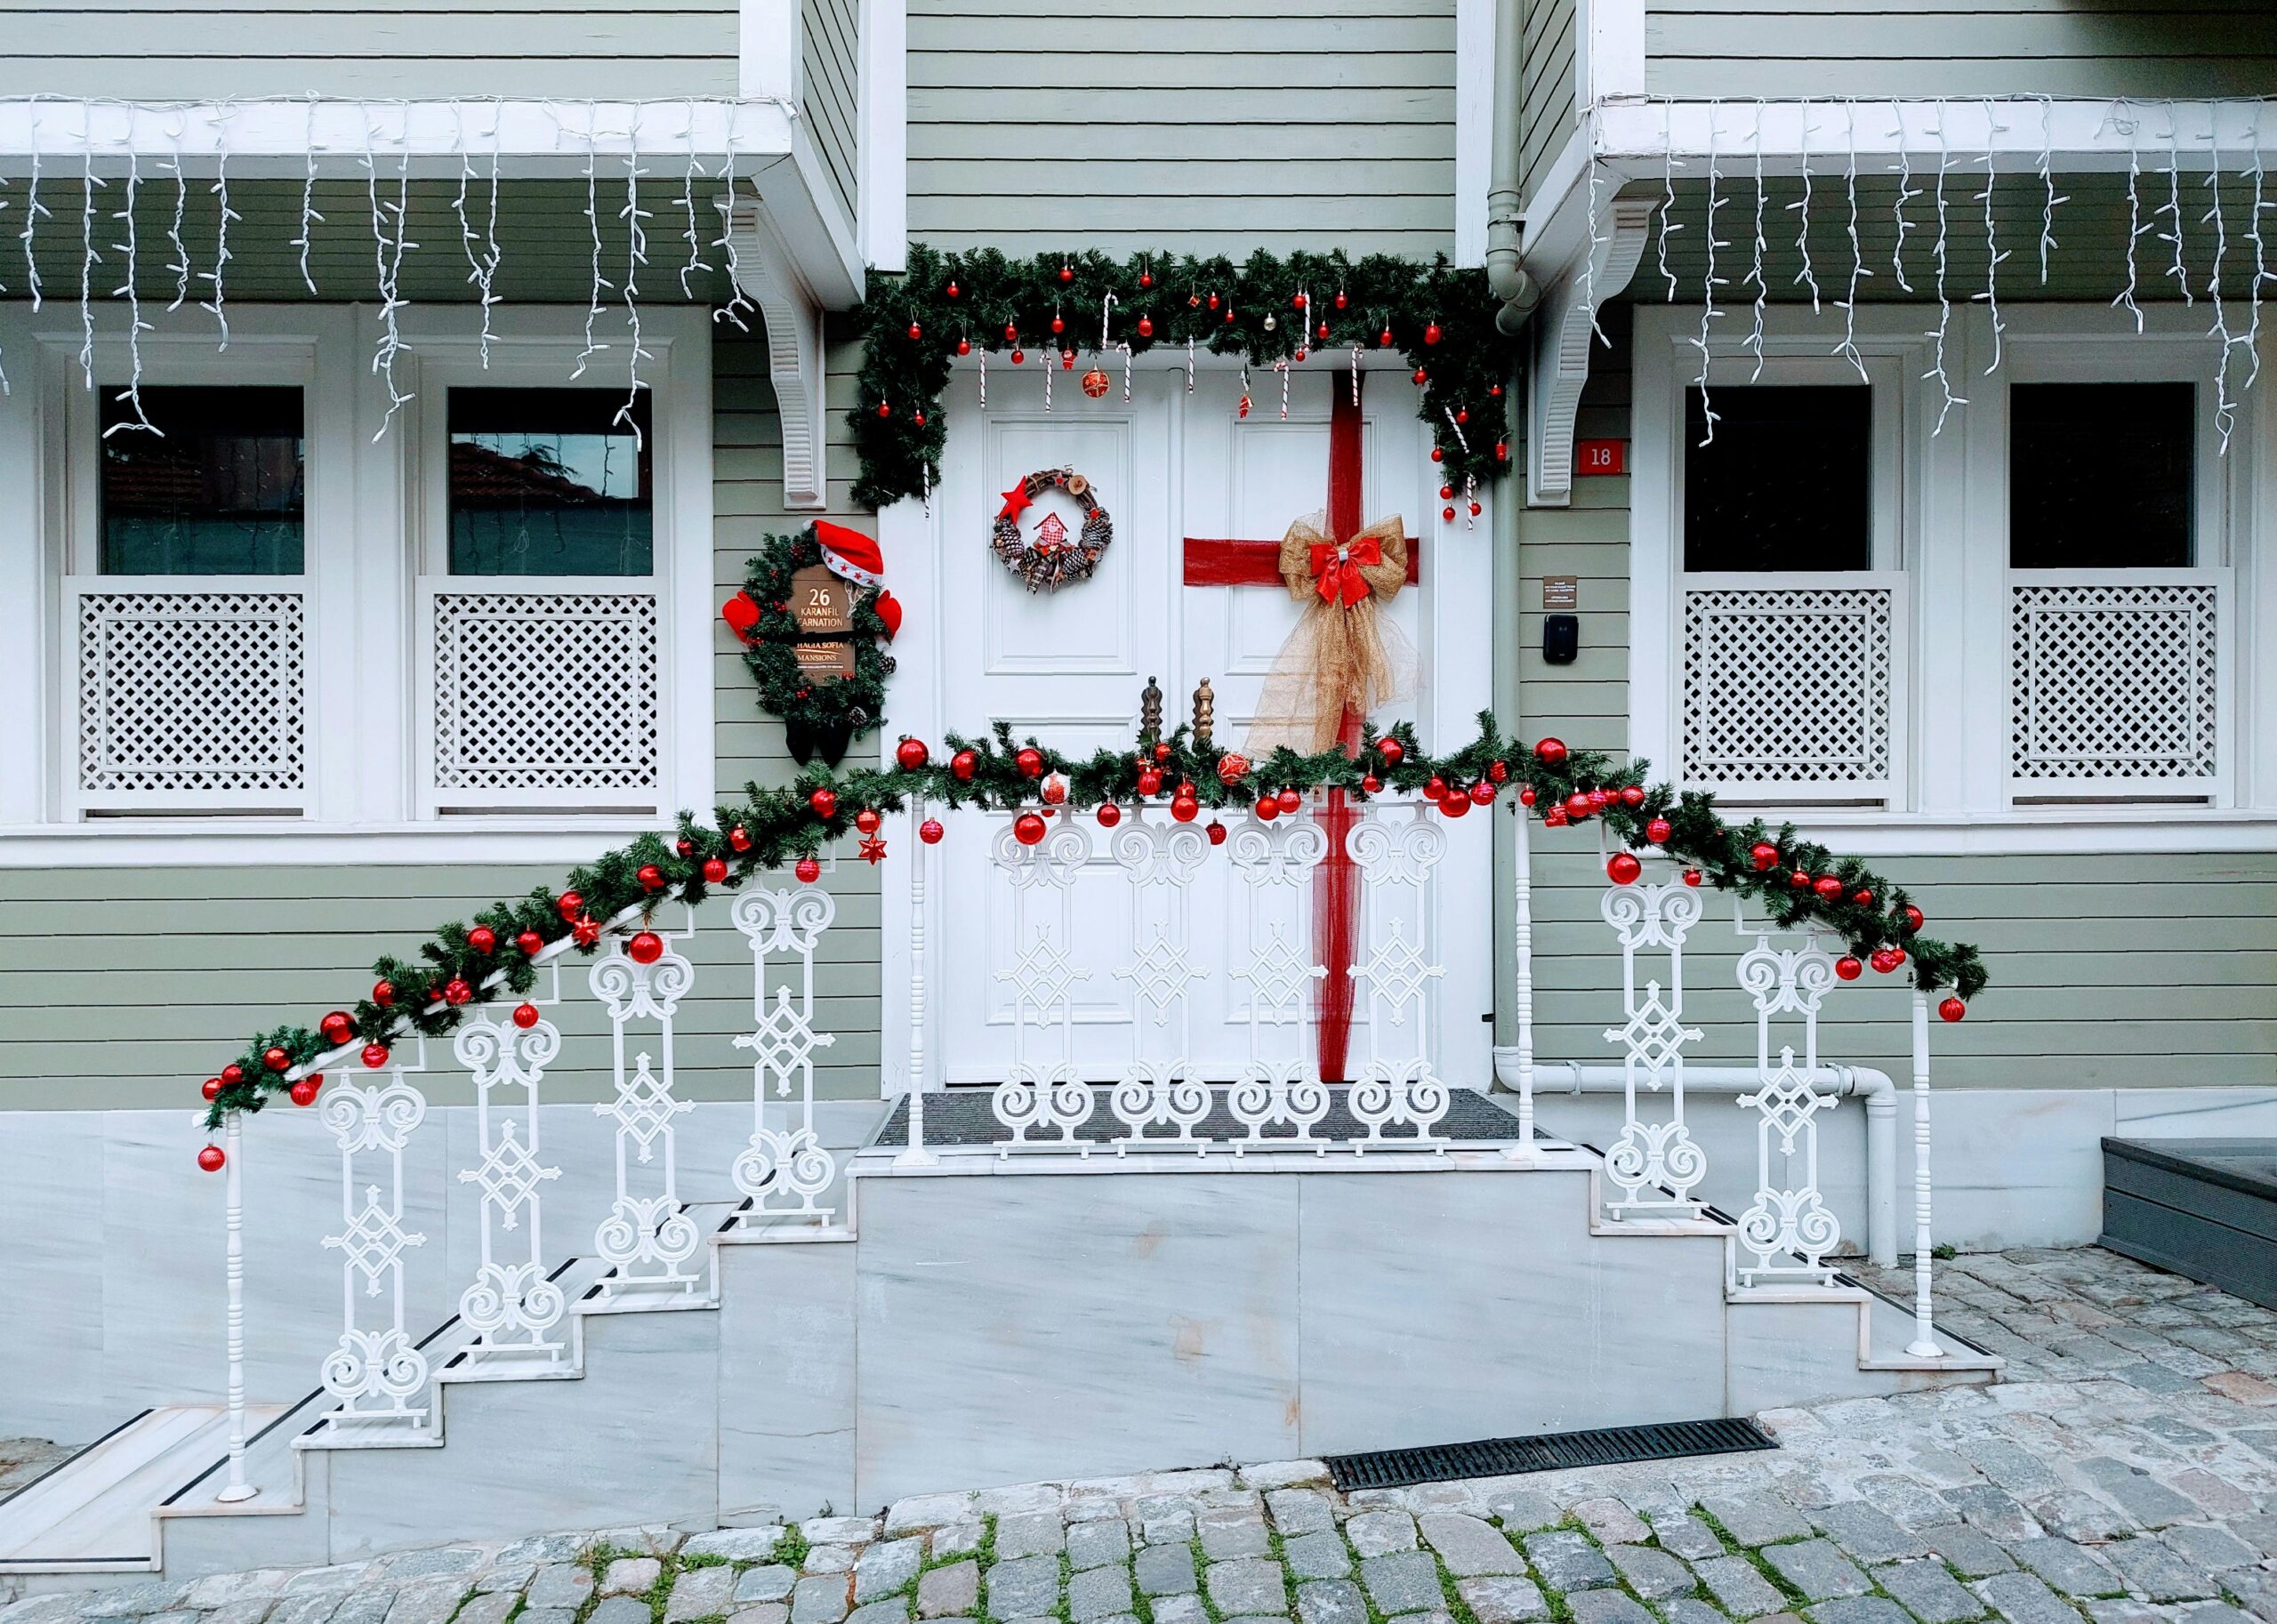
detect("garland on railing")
(194, 714), (1989, 1140)
(851, 245), (1516, 509)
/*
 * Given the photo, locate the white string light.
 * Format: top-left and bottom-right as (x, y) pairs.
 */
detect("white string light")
(676, 99), (711, 299)
(165, 110), (192, 310)
(1746, 104), (1768, 378)
(1691, 100), (1726, 446)
(712, 132), (754, 334)
(76, 117), (101, 390)
(361, 101), (412, 439)
(1835, 99), (1871, 382)
(573, 103), (611, 379)
(201, 102), (238, 349)
(1926, 103), (1967, 433)
(2246, 101), (2267, 392)
(453, 100), (482, 347)
(106, 141), (157, 437)
(2114, 100), (2148, 333)
(2035, 95), (2066, 285)
(481, 108), (503, 359)
(1580, 123), (1608, 348)
(0, 172), (10, 392)
(2204, 117), (2236, 451)
(1891, 101), (1918, 293)
(20, 136), (47, 311)
(616, 112), (653, 445)
(1657, 94), (1683, 301)
(1973, 100), (2009, 375)
(294, 93), (322, 295)
(1787, 99), (1820, 313)
(2160, 105), (2193, 305)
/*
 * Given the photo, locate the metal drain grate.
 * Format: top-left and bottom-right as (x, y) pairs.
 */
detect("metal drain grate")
(1324, 1416), (1777, 1491)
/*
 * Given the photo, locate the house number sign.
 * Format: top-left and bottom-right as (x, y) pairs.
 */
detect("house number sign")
(789, 564), (857, 679)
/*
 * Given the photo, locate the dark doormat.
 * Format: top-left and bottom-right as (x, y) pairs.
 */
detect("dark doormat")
(1324, 1415), (1776, 1491)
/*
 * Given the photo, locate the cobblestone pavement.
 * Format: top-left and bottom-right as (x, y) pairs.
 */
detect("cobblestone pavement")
(16, 1248), (2277, 1624)
(0, 1442), (71, 1499)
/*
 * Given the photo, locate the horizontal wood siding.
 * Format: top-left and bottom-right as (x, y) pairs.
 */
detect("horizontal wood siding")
(0, 319), (889, 1112)
(1521, 0), (1577, 205)
(1644, 0), (2277, 99)
(1506, 299), (2277, 1094)
(906, 0), (1456, 256)
(801, 0), (861, 225)
(0, 2), (738, 98)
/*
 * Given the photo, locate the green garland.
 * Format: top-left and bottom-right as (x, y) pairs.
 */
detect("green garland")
(731, 529), (895, 758)
(197, 715), (1989, 1139)
(851, 246), (1517, 510)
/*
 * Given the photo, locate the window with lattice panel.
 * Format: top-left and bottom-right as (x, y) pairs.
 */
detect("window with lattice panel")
(427, 589), (661, 808)
(70, 589), (309, 810)
(1681, 585), (1896, 800)
(2008, 581), (2221, 790)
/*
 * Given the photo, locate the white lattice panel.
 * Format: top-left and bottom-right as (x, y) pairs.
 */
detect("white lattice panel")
(68, 582), (308, 811)
(424, 583), (660, 808)
(1681, 581), (1898, 800)
(2008, 577), (2223, 792)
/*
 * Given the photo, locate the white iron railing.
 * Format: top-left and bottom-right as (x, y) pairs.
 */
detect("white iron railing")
(210, 782), (1953, 1470)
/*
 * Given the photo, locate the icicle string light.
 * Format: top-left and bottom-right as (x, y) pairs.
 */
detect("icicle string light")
(1580, 116), (1608, 347)
(201, 103), (237, 349)
(677, 99), (710, 300)
(166, 110), (192, 310)
(2205, 117), (2237, 451)
(20, 141), (46, 312)
(1974, 100), (2009, 375)
(1836, 99), (1871, 382)
(712, 129), (755, 334)
(1692, 99), (1726, 446)
(2160, 106), (2193, 306)
(2115, 101), (2148, 333)
(2036, 95), (2066, 285)
(295, 94), (322, 295)
(1788, 99), (1821, 313)
(1657, 96), (1684, 302)
(2247, 102), (2268, 392)
(1746, 104), (1768, 379)
(361, 101), (414, 440)
(1926, 103), (1967, 433)
(1891, 101), (1919, 293)
(573, 103), (610, 379)
(76, 128), (101, 390)
(105, 141), (157, 437)
(616, 117), (653, 445)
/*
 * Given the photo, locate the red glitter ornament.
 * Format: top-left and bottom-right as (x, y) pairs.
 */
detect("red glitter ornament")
(1939, 997), (1967, 1023)
(1814, 875), (1845, 901)
(703, 857), (728, 883)
(1275, 787), (1301, 814)
(1645, 816), (1673, 844)
(290, 1078), (321, 1107)
(198, 1145), (227, 1173)
(362, 1042), (390, 1069)
(513, 1001), (542, 1029)
(1096, 802), (1122, 828)
(809, 787), (838, 819)
(794, 856), (822, 883)
(1208, 821), (1228, 846)
(1468, 781), (1496, 806)
(919, 817), (945, 844)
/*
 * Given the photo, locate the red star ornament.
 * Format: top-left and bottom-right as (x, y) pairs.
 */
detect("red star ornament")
(858, 832), (889, 865)
(997, 481), (1034, 522)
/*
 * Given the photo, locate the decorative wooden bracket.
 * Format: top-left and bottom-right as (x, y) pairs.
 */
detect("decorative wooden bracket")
(728, 199), (829, 512)
(1528, 193), (1656, 508)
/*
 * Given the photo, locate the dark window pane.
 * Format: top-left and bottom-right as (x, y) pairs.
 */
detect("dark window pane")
(2010, 383), (2193, 567)
(1683, 385), (1871, 572)
(449, 389), (653, 576)
(100, 386), (305, 575)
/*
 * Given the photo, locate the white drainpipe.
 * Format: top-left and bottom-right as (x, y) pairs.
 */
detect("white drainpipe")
(1490, 1051), (1900, 1267)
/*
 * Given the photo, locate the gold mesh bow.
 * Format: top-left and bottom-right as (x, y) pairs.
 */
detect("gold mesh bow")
(1244, 514), (1413, 758)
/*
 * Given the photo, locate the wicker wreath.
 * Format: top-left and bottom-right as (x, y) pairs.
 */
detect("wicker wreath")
(993, 466), (1113, 592)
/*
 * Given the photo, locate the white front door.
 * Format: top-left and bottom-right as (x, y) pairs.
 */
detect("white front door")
(880, 360), (1494, 1092)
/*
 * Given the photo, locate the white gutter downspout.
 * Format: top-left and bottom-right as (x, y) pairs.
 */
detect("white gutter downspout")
(1490, 1056), (1901, 1267)
(1484, 0), (1540, 334)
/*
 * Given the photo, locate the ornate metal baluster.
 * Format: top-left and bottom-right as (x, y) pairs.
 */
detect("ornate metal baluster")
(990, 812), (1096, 1149)
(1601, 873), (1707, 1216)
(731, 886), (838, 1219)
(1347, 802), (1451, 1151)
(590, 913), (700, 1298)
(1734, 923), (1842, 1284)
(453, 975), (566, 1366)
(317, 1050), (431, 1435)
(1226, 811), (1330, 1152)
(1106, 813), (1210, 1150)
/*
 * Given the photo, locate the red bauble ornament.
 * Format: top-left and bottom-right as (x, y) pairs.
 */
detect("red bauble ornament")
(1058, 263), (1074, 283)
(1424, 776), (1447, 800)
(1255, 794), (1280, 822)
(1276, 787), (1302, 814)
(1750, 842), (1781, 872)
(1378, 326), (1394, 346)
(1442, 506), (1458, 523)
(1004, 321), (1018, 342)
(1790, 869), (1813, 890)
(1468, 781), (1496, 807)
(729, 825), (753, 851)
(945, 280), (960, 298)
(1888, 946), (1908, 968)
(443, 978), (472, 1006)
(1015, 746), (1045, 778)
(263, 1046), (291, 1073)
(702, 857), (728, 884)
(919, 817), (945, 844)
(854, 808), (882, 835)
(951, 749), (978, 782)
(1518, 785), (1537, 806)
(1902, 904), (1925, 933)
(557, 889), (583, 920)
(1013, 812), (1049, 846)
(320, 1009), (354, 1044)
(202, 1077), (223, 1101)
(1488, 760), (1509, 783)
(1587, 788), (1610, 811)
(1413, 367), (1429, 386)
(1096, 802), (1122, 828)
(1137, 767), (1163, 796)
(1940, 997), (1967, 1023)
(1814, 875), (1845, 902)
(1154, 742), (1173, 762)
(1378, 736), (1405, 767)
(1011, 348), (1026, 365)
(897, 736), (930, 770)
(1835, 955), (1864, 981)
(1040, 772), (1070, 806)
(1869, 948), (1899, 974)
(468, 926), (497, 954)
(1440, 792), (1470, 818)
(371, 982), (394, 1009)
(1141, 269), (1155, 288)
(1216, 752), (1251, 787)
(517, 929), (544, 954)
(1208, 820), (1228, 845)
(1138, 315), (1154, 338)
(513, 1001), (542, 1030)
(361, 1042), (390, 1069)
(809, 787), (839, 819)
(1564, 792), (1593, 820)
(1361, 774), (1381, 792)
(1533, 736), (1568, 766)
(628, 931), (664, 965)
(1495, 440), (1509, 461)
(198, 1145), (227, 1173)
(906, 321), (922, 341)
(1423, 321), (1443, 345)
(638, 864), (665, 892)
(1606, 851), (1643, 886)
(1050, 314), (1066, 335)
(1683, 868), (1703, 887)
(1645, 816), (1673, 844)
(1621, 785), (1645, 808)
(877, 401), (891, 419)
(1852, 888), (1874, 908)
(290, 1078), (321, 1108)
(1171, 796), (1200, 824)
(956, 337), (971, 357)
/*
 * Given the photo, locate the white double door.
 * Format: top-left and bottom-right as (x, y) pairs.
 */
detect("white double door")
(879, 362), (1493, 1092)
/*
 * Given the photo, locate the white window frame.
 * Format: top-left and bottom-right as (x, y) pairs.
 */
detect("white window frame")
(1631, 301), (2276, 854)
(0, 301), (715, 865)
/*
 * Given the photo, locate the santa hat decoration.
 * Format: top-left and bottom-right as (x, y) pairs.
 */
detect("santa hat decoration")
(816, 520), (885, 589)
